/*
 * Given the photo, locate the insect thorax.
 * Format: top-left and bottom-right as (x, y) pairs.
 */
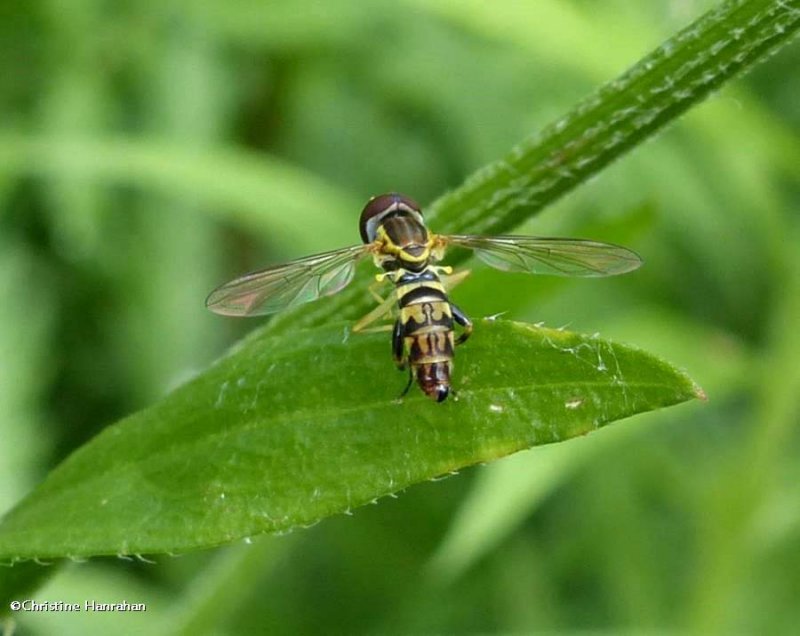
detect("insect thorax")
(374, 215), (437, 272)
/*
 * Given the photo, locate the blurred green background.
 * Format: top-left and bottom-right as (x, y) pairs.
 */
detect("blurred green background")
(1, 0), (799, 634)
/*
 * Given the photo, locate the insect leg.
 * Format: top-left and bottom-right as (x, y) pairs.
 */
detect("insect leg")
(441, 268), (472, 292)
(451, 302), (473, 345)
(367, 278), (389, 305)
(352, 294), (396, 332)
(392, 319), (406, 370)
(399, 366), (414, 398)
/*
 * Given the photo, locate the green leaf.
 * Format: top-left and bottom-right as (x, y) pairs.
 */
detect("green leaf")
(426, 0), (800, 236)
(0, 134), (359, 253)
(0, 320), (702, 560)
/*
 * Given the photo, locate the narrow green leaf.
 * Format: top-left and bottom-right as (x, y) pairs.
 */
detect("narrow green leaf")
(0, 134), (358, 252)
(158, 540), (281, 636)
(268, 0), (800, 334)
(0, 320), (702, 561)
(428, 0), (800, 236)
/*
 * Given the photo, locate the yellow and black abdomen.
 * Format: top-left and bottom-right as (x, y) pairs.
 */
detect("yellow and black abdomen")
(393, 269), (460, 402)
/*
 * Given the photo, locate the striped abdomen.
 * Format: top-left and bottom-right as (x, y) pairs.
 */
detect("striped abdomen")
(395, 269), (455, 402)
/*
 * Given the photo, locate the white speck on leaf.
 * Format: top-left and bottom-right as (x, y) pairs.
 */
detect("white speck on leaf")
(485, 311), (508, 321)
(215, 380), (229, 408)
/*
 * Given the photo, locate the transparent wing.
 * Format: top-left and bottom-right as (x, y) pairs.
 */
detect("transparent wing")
(206, 244), (370, 316)
(442, 234), (642, 277)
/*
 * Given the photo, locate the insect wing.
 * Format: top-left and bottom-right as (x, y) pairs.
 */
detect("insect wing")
(442, 234), (642, 277)
(206, 244), (369, 316)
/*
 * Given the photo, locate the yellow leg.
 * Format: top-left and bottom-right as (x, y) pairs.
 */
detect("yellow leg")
(352, 268), (470, 334)
(367, 278), (388, 305)
(441, 268), (471, 291)
(352, 293), (396, 333)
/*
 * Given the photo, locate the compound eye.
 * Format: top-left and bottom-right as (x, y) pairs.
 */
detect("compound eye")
(359, 193), (422, 243)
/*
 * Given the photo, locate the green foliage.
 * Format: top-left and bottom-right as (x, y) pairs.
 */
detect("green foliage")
(0, 0), (799, 634)
(0, 134), (359, 250)
(0, 321), (700, 560)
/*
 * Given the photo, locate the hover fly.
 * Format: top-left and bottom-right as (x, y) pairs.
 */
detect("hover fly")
(206, 193), (642, 402)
